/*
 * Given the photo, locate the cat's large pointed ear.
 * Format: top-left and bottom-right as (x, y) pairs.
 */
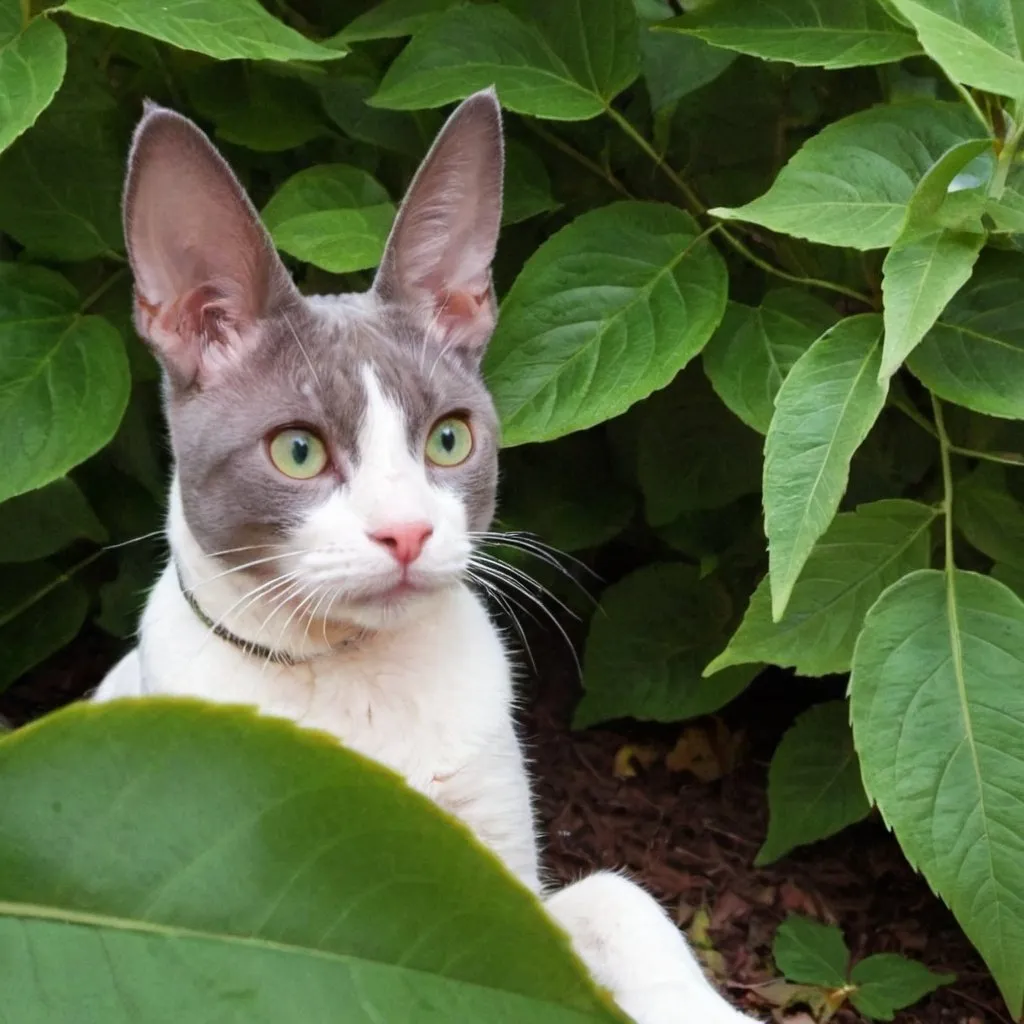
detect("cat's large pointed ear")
(123, 102), (298, 388)
(373, 88), (503, 356)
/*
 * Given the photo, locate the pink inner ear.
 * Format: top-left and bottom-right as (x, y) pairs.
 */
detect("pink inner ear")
(435, 286), (495, 349)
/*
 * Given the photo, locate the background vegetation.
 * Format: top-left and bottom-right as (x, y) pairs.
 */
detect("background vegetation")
(2, 0), (1024, 1017)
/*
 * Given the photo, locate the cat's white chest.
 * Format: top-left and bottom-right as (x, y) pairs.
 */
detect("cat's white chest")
(103, 567), (514, 795)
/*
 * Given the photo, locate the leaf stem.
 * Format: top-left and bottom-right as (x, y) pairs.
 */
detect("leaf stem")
(932, 393), (955, 572)
(990, 114), (1024, 200)
(950, 81), (992, 134)
(523, 120), (632, 199)
(949, 445), (1024, 467)
(80, 268), (129, 313)
(0, 550), (103, 630)
(605, 106), (874, 307)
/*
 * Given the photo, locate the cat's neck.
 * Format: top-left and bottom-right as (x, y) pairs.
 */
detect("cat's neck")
(167, 478), (374, 662)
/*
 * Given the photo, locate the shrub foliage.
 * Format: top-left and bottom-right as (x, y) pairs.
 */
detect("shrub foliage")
(2, 0), (1024, 1012)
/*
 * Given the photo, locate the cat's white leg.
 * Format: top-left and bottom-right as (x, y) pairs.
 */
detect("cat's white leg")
(91, 648), (143, 702)
(545, 871), (758, 1024)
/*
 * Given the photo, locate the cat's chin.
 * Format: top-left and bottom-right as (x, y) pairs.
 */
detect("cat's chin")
(332, 577), (458, 632)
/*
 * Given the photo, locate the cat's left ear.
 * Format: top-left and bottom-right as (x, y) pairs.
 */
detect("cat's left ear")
(373, 88), (503, 357)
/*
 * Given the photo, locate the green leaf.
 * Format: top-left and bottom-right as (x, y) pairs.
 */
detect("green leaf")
(764, 315), (889, 621)
(0, 64), (123, 260)
(373, 1), (639, 120)
(96, 543), (160, 638)
(850, 569), (1024, 1017)
(183, 63), (326, 152)
(756, 701), (872, 866)
(879, 139), (991, 380)
(262, 165), (396, 274)
(661, 0), (921, 69)
(708, 500), (935, 679)
(772, 916), (849, 987)
(703, 288), (840, 434)
(0, 701), (625, 1023)
(62, 0), (344, 62)
(636, 365), (761, 525)
(955, 464), (1024, 569)
(0, 10), (67, 155)
(712, 101), (986, 250)
(575, 563), (758, 728)
(498, 431), (634, 551)
(338, 0), (467, 42)
(849, 953), (954, 1021)
(504, 139), (561, 225)
(886, 0), (1024, 98)
(638, 3), (735, 111)
(908, 250), (1024, 419)
(0, 264), (129, 504)
(0, 478), (106, 563)
(485, 202), (727, 446)
(0, 562), (88, 692)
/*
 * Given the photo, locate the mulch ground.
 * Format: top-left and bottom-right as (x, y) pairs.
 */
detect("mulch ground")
(0, 621), (1010, 1024)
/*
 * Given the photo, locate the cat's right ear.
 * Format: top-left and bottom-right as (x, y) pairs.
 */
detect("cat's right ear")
(123, 103), (298, 388)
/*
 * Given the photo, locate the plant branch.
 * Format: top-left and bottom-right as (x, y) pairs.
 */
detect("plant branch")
(606, 105), (874, 306)
(932, 393), (956, 572)
(950, 81), (992, 134)
(0, 550), (104, 630)
(523, 120), (632, 199)
(80, 267), (129, 313)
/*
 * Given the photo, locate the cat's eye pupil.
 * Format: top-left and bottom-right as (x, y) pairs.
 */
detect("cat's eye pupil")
(440, 428), (456, 453)
(291, 438), (309, 464)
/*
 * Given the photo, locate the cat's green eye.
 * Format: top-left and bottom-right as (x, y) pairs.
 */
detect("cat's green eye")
(269, 428), (328, 479)
(426, 416), (473, 467)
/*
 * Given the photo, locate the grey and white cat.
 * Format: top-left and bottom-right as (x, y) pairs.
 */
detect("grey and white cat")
(93, 89), (758, 1024)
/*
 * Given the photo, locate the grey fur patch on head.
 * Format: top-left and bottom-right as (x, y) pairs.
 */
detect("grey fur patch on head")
(123, 89), (505, 570)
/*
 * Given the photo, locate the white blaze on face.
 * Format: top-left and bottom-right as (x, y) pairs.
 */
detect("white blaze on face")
(286, 366), (470, 610)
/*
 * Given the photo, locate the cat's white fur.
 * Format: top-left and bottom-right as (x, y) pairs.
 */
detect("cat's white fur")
(95, 364), (756, 1024)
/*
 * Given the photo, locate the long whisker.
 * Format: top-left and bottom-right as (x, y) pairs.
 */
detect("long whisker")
(465, 568), (537, 672)
(192, 571), (299, 659)
(471, 552), (579, 622)
(189, 551), (285, 591)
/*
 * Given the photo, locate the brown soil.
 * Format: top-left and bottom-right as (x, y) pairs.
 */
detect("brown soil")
(0, 621), (1009, 1024)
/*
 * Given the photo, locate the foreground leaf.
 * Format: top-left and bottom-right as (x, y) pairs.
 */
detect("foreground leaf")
(262, 165), (395, 273)
(879, 139), (990, 380)
(0, 265), (129, 503)
(486, 202), (727, 445)
(62, 0), (343, 62)
(757, 701), (871, 866)
(849, 953), (954, 1021)
(703, 289), (840, 434)
(850, 569), (1024, 1016)
(0, 701), (626, 1023)
(0, 9), (66, 155)
(712, 101), (985, 249)
(909, 250), (1024, 419)
(764, 315), (888, 620)
(575, 563), (758, 728)
(0, 562), (88, 692)
(773, 916), (849, 987)
(709, 500), (935, 678)
(374, 1), (638, 120)
(662, 0), (920, 69)
(887, 0), (1024, 98)
(0, 478), (106, 563)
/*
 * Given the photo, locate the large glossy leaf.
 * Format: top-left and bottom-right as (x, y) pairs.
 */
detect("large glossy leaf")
(708, 500), (935, 678)
(0, 701), (626, 1023)
(373, 1), (639, 120)
(661, 0), (920, 69)
(0, 562), (88, 692)
(0, 265), (128, 503)
(62, 0), (344, 62)
(575, 563), (758, 728)
(712, 101), (985, 250)
(764, 315), (889, 620)
(0, 9), (66, 155)
(702, 289), (840, 434)
(850, 569), (1024, 1016)
(887, 0), (1024, 98)
(0, 66), (123, 260)
(262, 165), (395, 273)
(757, 701), (871, 866)
(485, 202), (727, 446)
(0, 478), (106, 563)
(908, 250), (1024, 419)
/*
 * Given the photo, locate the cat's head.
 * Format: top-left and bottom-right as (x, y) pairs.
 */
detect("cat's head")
(124, 90), (504, 631)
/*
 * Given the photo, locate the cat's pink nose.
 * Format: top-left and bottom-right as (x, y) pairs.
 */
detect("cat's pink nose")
(370, 522), (433, 565)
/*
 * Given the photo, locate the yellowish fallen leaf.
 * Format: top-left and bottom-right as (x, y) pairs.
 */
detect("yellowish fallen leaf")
(612, 743), (658, 779)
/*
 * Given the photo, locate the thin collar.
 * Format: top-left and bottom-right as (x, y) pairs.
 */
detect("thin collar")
(175, 564), (365, 665)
